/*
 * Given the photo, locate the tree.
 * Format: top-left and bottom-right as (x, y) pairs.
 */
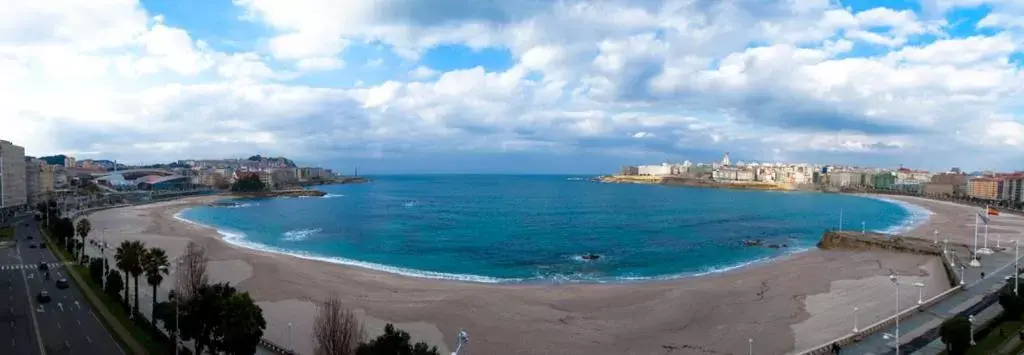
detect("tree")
(104, 270), (124, 299)
(231, 174), (266, 192)
(127, 240), (147, 315)
(939, 316), (972, 355)
(115, 240), (146, 312)
(217, 292), (267, 355)
(89, 257), (105, 285)
(1000, 280), (1024, 319)
(356, 324), (440, 355)
(75, 218), (91, 263)
(179, 283), (265, 355)
(314, 294), (364, 355)
(143, 247), (170, 320)
(175, 242), (208, 303)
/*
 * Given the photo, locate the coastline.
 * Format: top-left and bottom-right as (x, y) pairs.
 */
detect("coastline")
(80, 193), (968, 355)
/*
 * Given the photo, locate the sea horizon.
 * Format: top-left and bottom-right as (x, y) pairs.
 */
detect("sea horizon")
(173, 175), (931, 284)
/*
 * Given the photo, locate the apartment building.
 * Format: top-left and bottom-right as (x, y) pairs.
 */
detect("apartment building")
(967, 177), (1000, 200)
(0, 140), (27, 209)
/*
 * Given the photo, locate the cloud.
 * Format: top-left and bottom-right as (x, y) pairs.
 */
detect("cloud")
(1, 0), (1023, 173)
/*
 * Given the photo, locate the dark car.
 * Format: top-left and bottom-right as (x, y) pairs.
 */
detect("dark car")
(39, 243), (46, 249)
(38, 262), (48, 271)
(36, 291), (50, 303)
(28, 243), (36, 249)
(26, 235), (33, 240)
(56, 278), (69, 289)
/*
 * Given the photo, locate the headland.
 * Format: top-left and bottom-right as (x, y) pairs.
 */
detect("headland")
(79, 193), (983, 355)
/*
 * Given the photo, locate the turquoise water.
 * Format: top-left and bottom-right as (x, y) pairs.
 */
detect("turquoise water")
(175, 175), (929, 283)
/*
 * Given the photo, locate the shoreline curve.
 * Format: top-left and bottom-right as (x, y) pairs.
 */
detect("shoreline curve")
(170, 193), (932, 285)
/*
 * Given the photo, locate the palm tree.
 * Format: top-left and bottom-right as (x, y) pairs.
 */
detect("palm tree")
(75, 218), (91, 263)
(142, 247), (169, 320)
(114, 240), (146, 314)
(127, 240), (147, 315)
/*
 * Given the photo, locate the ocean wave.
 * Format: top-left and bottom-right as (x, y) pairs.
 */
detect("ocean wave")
(863, 196), (933, 234)
(402, 200), (416, 207)
(282, 228), (321, 242)
(323, 193), (345, 198)
(171, 210), (812, 284)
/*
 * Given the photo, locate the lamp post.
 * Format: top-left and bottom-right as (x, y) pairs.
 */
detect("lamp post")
(914, 282), (925, 305)
(943, 239), (948, 257)
(960, 265), (966, 286)
(853, 306), (859, 332)
(933, 229), (938, 244)
(1016, 239), (1020, 295)
(997, 235), (1002, 250)
(169, 293), (179, 355)
(971, 213), (982, 267)
(288, 322), (292, 353)
(748, 338), (753, 355)
(451, 329), (469, 355)
(889, 274), (901, 355)
(969, 314), (976, 346)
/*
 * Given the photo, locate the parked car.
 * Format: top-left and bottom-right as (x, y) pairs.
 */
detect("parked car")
(28, 243), (36, 249)
(37, 291), (50, 303)
(56, 278), (68, 289)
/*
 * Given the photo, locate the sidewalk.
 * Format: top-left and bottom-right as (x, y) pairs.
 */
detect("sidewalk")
(843, 244), (1020, 355)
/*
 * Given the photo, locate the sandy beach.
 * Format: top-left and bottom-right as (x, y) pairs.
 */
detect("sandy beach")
(82, 194), (984, 355)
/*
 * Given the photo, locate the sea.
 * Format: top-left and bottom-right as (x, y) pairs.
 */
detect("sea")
(174, 175), (931, 284)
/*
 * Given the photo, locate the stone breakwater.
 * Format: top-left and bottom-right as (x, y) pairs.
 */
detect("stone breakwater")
(229, 189), (327, 198)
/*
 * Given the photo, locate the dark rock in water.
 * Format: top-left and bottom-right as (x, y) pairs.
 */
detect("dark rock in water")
(581, 254), (601, 261)
(768, 244), (781, 249)
(782, 244), (788, 248)
(743, 239), (764, 247)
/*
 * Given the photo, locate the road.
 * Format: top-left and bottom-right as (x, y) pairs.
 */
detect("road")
(0, 215), (123, 355)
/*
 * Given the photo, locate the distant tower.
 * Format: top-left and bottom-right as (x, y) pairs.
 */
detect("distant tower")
(721, 152), (731, 166)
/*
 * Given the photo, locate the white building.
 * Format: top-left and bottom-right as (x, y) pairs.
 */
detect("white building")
(0, 140), (27, 209)
(637, 163), (672, 176)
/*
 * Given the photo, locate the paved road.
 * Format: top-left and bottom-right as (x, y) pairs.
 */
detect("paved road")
(1, 216), (124, 355)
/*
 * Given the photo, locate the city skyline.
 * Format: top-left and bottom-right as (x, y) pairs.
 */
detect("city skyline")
(2, 0), (1024, 173)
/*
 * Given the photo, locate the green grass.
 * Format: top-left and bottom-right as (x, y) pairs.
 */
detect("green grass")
(0, 227), (13, 240)
(42, 229), (170, 355)
(967, 320), (1024, 355)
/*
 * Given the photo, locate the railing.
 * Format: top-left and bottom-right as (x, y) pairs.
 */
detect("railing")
(259, 338), (295, 354)
(796, 284), (965, 355)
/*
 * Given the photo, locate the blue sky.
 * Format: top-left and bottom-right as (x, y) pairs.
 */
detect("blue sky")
(2, 0), (1023, 173)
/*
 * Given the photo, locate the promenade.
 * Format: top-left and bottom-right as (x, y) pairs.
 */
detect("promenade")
(839, 216), (1024, 354)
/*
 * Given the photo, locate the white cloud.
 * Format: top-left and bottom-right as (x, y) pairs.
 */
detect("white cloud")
(2, 0), (1024, 172)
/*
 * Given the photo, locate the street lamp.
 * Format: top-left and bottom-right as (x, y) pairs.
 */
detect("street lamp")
(853, 306), (859, 332)
(959, 265), (966, 286)
(288, 322), (292, 353)
(933, 229), (938, 244)
(451, 329), (469, 355)
(969, 314), (976, 346)
(914, 282), (925, 305)
(889, 273), (901, 355)
(943, 239), (949, 257)
(748, 338), (753, 355)
(1016, 239), (1020, 295)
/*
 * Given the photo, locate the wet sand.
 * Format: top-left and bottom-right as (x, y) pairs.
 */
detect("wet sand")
(85, 194), (968, 355)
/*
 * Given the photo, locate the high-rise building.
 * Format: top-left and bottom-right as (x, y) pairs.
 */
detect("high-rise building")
(24, 159), (55, 205)
(967, 177), (1000, 200)
(0, 140), (27, 209)
(64, 156), (76, 168)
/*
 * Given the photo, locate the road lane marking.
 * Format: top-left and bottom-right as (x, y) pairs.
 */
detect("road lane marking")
(74, 301), (80, 310)
(15, 238), (47, 355)
(85, 336), (91, 344)
(76, 319), (81, 326)
(91, 311), (126, 355)
(56, 321), (61, 329)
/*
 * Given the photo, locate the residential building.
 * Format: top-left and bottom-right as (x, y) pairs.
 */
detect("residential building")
(271, 168), (297, 188)
(967, 177), (1000, 200)
(24, 158), (52, 205)
(873, 172), (897, 190)
(64, 156), (76, 168)
(619, 166), (639, 176)
(0, 140), (27, 209)
(713, 167), (755, 182)
(258, 171), (274, 189)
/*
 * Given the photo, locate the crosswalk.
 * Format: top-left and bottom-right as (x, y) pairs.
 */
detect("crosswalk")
(0, 262), (69, 271)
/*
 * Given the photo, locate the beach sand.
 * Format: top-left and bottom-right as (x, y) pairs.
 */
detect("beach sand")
(84, 194), (974, 355)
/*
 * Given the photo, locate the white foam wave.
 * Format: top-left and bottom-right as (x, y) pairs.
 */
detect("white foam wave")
(323, 193), (345, 198)
(402, 201), (416, 207)
(172, 209), (811, 284)
(282, 228), (321, 241)
(174, 210), (515, 283)
(225, 202), (257, 208)
(863, 196), (933, 234)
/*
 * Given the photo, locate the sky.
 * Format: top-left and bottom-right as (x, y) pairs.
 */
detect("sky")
(1, 0), (1023, 174)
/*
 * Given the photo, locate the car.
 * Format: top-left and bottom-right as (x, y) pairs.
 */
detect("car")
(39, 243), (46, 249)
(26, 235), (33, 240)
(28, 243), (36, 249)
(56, 278), (69, 289)
(38, 262), (48, 271)
(36, 291), (50, 303)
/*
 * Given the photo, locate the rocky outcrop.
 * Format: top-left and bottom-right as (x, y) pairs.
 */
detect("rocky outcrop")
(816, 230), (943, 256)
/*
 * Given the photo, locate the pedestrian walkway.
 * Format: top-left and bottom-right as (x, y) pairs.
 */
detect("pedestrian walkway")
(842, 243), (1021, 355)
(0, 262), (69, 271)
